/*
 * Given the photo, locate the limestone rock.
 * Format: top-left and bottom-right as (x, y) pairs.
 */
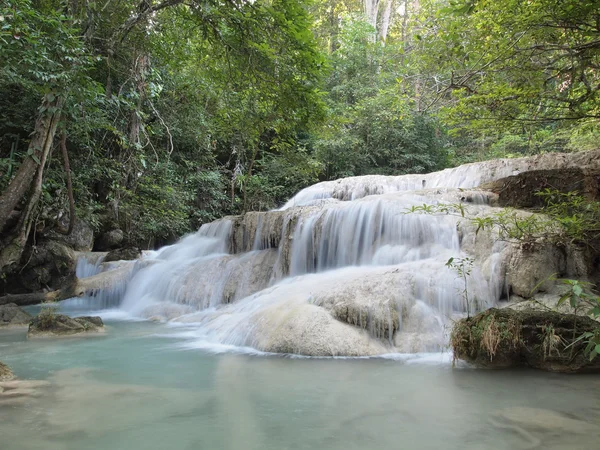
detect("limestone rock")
(506, 242), (566, 298)
(451, 308), (600, 372)
(481, 168), (600, 208)
(1, 240), (77, 294)
(45, 218), (94, 251)
(95, 229), (124, 251)
(229, 211), (286, 253)
(0, 361), (15, 381)
(280, 150), (600, 209)
(0, 303), (31, 327)
(104, 247), (141, 262)
(28, 314), (105, 338)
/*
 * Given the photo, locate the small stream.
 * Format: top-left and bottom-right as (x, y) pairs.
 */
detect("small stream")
(1, 308), (599, 450)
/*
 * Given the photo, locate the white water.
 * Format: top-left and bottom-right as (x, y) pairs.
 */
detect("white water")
(63, 253), (129, 311)
(75, 253), (105, 278)
(64, 161), (527, 356)
(278, 158), (523, 209)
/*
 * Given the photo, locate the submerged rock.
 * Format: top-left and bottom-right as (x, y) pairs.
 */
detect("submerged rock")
(0, 303), (31, 327)
(491, 406), (596, 434)
(0, 361), (15, 381)
(451, 308), (600, 372)
(28, 314), (104, 338)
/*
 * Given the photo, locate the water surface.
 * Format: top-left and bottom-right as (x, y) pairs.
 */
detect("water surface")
(1, 313), (599, 450)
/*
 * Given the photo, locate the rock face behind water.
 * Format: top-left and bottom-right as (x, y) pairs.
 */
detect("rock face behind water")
(95, 229), (124, 251)
(28, 314), (104, 338)
(104, 247), (141, 262)
(451, 308), (600, 373)
(482, 167), (600, 208)
(0, 303), (31, 327)
(45, 218), (94, 252)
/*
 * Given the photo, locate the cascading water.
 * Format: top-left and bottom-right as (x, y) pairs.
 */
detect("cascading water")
(83, 157), (537, 356)
(75, 253), (106, 278)
(62, 253), (132, 311)
(74, 153), (598, 355)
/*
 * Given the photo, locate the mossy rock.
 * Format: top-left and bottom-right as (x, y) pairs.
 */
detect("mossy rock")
(451, 308), (600, 373)
(28, 314), (104, 338)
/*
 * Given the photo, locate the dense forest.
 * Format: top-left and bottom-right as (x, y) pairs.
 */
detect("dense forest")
(1, 0), (599, 275)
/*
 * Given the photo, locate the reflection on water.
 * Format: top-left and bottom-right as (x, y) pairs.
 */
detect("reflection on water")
(1, 320), (599, 450)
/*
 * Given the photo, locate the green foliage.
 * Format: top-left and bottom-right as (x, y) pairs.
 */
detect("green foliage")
(1, 0), (329, 247)
(315, 16), (450, 180)
(37, 301), (59, 330)
(558, 279), (600, 361)
(414, 0), (600, 161)
(446, 256), (476, 317)
(410, 189), (600, 251)
(2, 0), (599, 253)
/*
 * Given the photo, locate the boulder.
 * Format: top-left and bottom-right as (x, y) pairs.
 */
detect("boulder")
(95, 229), (124, 251)
(28, 314), (105, 338)
(45, 218), (94, 251)
(0, 240), (77, 294)
(481, 168), (600, 208)
(505, 242), (566, 298)
(0, 361), (15, 381)
(104, 247), (141, 262)
(451, 308), (600, 373)
(0, 303), (31, 327)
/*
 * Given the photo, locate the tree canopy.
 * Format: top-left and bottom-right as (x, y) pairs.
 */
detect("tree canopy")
(1, 0), (598, 277)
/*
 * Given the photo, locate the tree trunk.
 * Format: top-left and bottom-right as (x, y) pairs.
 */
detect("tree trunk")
(242, 147), (260, 212)
(60, 132), (76, 235)
(0, 94), (63, 234)
(328, 4), (339, 53)
(128, 54), (148, 153)
(364, 0), (381, 41)
(379, 0), (395, 43)
(0, 105), (61, 274)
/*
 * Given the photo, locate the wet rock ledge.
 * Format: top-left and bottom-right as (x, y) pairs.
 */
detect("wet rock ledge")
(28, 314), (104, 338)
(451, 308), (600, 373)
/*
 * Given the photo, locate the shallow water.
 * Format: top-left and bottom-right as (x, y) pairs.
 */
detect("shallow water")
(1, 311), (599, 450)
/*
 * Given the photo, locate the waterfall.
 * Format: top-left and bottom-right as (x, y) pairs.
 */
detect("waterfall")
(74, 156), (561, 355)
(75, 253), (106, 278)
(63, 253), (129, 311)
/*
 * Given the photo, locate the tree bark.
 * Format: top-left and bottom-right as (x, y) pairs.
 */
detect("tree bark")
(0, 94), (63, 234)
(0, 280), (81, 307)
(0, 104), (62, 274)
(364, 0), (381, 34)
(60, 132), (76, 235)
(379, 0), (395, 43)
